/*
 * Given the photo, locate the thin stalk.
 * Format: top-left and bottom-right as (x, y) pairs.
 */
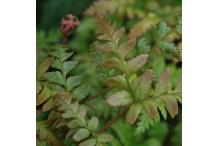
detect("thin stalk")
(96, 107), (128, 134)
(80, 88), (109, 104)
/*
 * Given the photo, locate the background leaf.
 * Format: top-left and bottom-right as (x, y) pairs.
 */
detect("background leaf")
(159, 41), (177, 53)
(157, 21), (171, 38)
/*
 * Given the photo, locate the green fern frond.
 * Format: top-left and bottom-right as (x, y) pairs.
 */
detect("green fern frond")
(94, 15), (181, 131)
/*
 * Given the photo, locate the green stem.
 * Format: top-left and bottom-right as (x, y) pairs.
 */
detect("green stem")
(57, 49), (68, 91)
(118, 53), (135, 100)
(96, 106), (128, 134)
(102, 24), (136, 100)
(80, 88), (109, 104)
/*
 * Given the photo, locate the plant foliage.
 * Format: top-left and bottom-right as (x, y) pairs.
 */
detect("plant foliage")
(37, 0), (182, 145)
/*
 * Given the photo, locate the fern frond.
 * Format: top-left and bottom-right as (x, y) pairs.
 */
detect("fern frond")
(52, 93), (112, 145)
(94, 15), (181, 131)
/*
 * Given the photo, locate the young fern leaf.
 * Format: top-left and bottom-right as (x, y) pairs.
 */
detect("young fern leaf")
(94, 15), (182, 132)
(155, 20), (181, 54)
(36, 47), (84, 112)
(95, 15), (150, 124)
(44, 48), (79, 92)
(37, 47), (106, 145)
(49, 93), (112, 145)
(36, 57), (55, 107)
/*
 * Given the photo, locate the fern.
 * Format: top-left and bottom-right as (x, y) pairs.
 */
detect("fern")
(37, 3), (182, 144)
(36, 49), (113, 146)
(49, 94), (112, 146)
(94, 14), (181, 134)
(36, 47), (83, 111)
(37, 49), (113, 145)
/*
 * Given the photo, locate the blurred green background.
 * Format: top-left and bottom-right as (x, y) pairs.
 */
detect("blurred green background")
(37, 0), (182, 146)
(37, 0), (181, 30)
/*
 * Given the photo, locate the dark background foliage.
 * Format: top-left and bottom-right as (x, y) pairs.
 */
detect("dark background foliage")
(37, 0), (95, 30)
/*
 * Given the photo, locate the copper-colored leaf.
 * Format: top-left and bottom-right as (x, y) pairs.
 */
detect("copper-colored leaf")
(96, 16), (107, 34)
(142, 101), (159, 119)
(103, 57), (122, 70)
(107, 90), (132, 106)
(42, 98), (55, 112)
(120, 38), (136, 58)
(113, 27), (125, 42)
(155, 68), (170, 95)
(126, 54), (149, 74)
(128, 17), (159, 39)
(47, 111), (60, 123)
(106, 75), (127, 89)
(97, 33), (111, 41)
(97, 42), (114, 53)
(161, 95), (178, 118)
(37, 57), (54, 77)
(36, 86), (51, 106)
(132, 69), (153, 100)
(84, 0), (115, 17)
(126, 103), (142, 124)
